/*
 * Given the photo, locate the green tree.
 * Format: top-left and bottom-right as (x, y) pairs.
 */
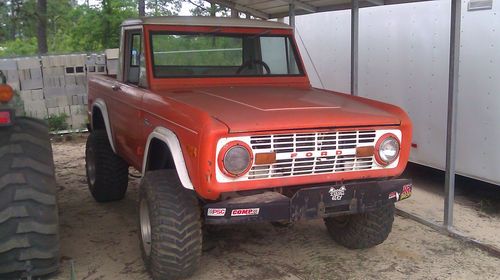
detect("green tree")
(187, 0), (229, 17)
(0, 0), (192, 57)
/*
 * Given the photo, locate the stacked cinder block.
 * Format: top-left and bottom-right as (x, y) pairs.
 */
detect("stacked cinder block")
(42, 55), (70, 120)
(0, 52), (114, 129)
(19, 89), (47, 119)
(69, 104), (88, 129)
(105, 49), (119, 75)
(86, 53), (107, 75)
(64, 54), (88, 129)
(17, 57), (43, 91)
(42, 55), (66, 97)
(65, 54), (87, 103)
(0, 59), (21, 91)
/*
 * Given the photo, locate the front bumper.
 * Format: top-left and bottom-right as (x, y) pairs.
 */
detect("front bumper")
(203, 178), (412, 224)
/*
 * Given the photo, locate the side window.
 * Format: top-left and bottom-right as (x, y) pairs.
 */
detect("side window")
(260, 37), (300, 75)
(130, 34), (141, 67)
(126, 31), (142, 84)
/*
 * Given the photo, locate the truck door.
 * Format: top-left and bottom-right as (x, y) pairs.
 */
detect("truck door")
(107, 29), (145, 168)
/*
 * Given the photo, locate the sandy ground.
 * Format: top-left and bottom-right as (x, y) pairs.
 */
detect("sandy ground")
(49, 136), (500, 280)
(399, 165), (500, 247)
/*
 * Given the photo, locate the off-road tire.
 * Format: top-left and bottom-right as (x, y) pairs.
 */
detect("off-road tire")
(324, 202), (395, 249)
(85, 129), (128, 202)
(139, 170), (202, 280)
(0, 118), (59, 278)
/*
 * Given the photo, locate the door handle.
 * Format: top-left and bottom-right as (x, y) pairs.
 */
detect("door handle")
(111, 85), (121, 92)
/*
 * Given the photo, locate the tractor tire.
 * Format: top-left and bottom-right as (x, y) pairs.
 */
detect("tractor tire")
(139, 170), (202, 280)
(324, 202), (395, 249)
(85, 129), (128, 202)
(0, 117), (60, 279)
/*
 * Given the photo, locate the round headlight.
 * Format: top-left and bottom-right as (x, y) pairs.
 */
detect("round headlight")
(219, 142), (253, 177)
(375, 134), (400, 166)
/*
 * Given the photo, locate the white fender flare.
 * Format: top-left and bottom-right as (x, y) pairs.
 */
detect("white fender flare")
(91, 99), (116, 153)
(142, 127), (195, 190)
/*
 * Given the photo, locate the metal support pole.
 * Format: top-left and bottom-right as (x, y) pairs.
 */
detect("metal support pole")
(350, 0), (359, 96)
(444, 0), (462, 229)
(289, 2), (296, 28)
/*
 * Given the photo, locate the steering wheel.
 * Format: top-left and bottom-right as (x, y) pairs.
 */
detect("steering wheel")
(237, 60), (272, 75)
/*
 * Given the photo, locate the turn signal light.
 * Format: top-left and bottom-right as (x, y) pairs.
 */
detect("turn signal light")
(255, 152), (276, 165)
(0, 84), (14, 103)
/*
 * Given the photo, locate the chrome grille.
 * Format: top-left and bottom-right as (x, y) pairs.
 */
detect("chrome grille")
(248, 130), (377, 180)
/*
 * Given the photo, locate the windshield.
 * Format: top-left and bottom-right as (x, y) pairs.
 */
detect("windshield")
(150, 32), (303, 78)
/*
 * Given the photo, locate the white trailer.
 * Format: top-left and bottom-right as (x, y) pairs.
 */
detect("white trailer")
(295, 0), (499, 185)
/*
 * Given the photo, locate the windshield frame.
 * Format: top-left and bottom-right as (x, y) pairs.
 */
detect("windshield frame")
(149, 30), (306, 79)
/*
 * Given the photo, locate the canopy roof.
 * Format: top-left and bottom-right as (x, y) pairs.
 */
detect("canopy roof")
(206, 0), (433, 19)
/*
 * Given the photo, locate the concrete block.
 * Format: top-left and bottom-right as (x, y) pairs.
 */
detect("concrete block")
(42, 66), (65, 77)
(66, 85), (86, 96)
(65, 54), (86, 67)
(0, 59), (17, 70)
(105, 49), (119, 59)
(71, 95), (79, 105)
(86, 65), (106, 74)
(65, 74), (86, 86)
(69, 95), (86, 105)
(31, 89), (44, 100)
(61, 106), (71, 116)
(41, 55), (67, 68)
(17, 57), (40, 69)
(20, 79), (43, 90)
(43, 87), (66, 98)
(106, 59), (118, 75)
(60, 96), (71, 107)
(47, 107), (59, 116)
(19, 68), (42, 80)
(43, 76), (65, 88)
(19, 90), (32, 103)
(23, 100), (47, 119)
(65, 66), (86, 75)
(86, 54), (106, 66)
(45, 97), (58, 108)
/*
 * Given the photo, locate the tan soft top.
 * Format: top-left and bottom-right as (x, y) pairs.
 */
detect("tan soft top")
(122, 16), (292, 29)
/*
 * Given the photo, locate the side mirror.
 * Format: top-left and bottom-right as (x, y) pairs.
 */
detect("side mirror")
(0, 71), (14, 103)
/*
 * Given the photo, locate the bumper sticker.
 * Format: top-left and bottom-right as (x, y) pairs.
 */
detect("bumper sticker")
(329, 186), (346, 201)
(207, 208), (226, 217)
(400, 184), (412, 200)
(231, 208), (260, 216)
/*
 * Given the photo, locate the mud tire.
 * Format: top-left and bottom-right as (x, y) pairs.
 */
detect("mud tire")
(0, 118), (60, 279)
(324, 202), (395, 249)
(85, 129), (128, 202)
(139, 170), (202, 280)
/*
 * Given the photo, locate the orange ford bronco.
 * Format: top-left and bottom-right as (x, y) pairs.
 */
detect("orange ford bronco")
(86, 16), (413, 279)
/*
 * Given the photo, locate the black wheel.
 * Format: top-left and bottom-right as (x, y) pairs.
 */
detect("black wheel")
(139, 170), (202, 280)
(324, 203), (395, 249)
(85, 129), (128, 202)
(0, 118), (60, 278)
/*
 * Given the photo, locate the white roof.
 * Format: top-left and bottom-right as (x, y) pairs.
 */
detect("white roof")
(206, 0), (436, 19)
(122, 16), (292, 29)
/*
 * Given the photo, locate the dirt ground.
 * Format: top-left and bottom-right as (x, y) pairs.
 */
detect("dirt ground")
(50, 136), (500, 280)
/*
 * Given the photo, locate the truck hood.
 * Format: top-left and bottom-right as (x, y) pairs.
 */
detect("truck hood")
(167, 86), (401, 133)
